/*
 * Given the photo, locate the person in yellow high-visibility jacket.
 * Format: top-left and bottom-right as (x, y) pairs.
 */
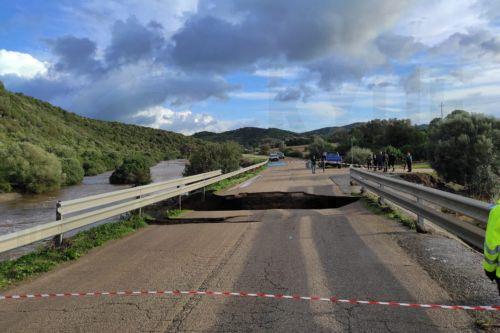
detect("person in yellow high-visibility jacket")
(484, 199), (500, 295)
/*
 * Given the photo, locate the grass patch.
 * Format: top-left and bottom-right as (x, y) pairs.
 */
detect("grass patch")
(208, 166), (266, 192)
(242, 154), (268, 163)
(412, 162), (431, 169)
(362, 193), (416, 230)
(0, 214), (150, 289)
(165, 209), (191, 219)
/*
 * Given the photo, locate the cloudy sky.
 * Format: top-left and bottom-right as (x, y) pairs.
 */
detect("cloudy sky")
(1, 0), (499, 134)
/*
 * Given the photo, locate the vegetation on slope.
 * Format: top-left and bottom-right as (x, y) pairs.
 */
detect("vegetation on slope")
(0, 84), (197, 193)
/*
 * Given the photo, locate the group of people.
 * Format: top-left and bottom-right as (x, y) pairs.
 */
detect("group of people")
(366, 152), (413, 173)
(309, 155), (325, 174)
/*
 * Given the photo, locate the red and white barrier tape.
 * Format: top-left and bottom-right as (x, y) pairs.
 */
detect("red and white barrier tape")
(0, 289), (498, 311)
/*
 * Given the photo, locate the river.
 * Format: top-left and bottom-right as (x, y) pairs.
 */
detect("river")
(0, 160), (186, 236)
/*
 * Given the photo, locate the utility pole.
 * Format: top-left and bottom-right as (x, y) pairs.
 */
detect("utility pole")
(351, 137), (354, 165)
(440, 102), (444, 119)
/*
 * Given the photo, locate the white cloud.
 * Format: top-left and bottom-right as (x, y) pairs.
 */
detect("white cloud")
(253, 66), (305, 79)
(133, 105), (240, 134)
(0, 49), (47, 78)
(229, 91), (274, 100)
(395, 0), (487, 46)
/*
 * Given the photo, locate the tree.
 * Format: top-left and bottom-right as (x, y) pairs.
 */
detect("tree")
(218, 141), (242, 173)
(184, 142), (242, 176)
(110, 155), (152, 186)
(346, 146), (372, 165)
(428, 110), (499, 199)
(308, 137), (335, 158)
(259, 144), (270, 156)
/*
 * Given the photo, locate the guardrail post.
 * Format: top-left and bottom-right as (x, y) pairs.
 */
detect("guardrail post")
(137, 195), (142, 217)
(378, 184), (385, 205)
(54, 201), (63, 246)
(416, 196), (426, 233)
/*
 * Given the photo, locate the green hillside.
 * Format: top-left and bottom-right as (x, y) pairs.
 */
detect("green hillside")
(0, 83), (197, 193)
(302, 123), (363, 137)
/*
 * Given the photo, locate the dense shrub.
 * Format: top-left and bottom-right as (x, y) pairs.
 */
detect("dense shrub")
(184, 142), (242, 176)
(284, 149), (303, 158)
(346, 146), (373, 165)
(1, 143), (62, 193)
(61, 158), (85, 185)
(383, 145), (403, 160)
(428, 110), (500, 199)
(109, 156), (152, 186)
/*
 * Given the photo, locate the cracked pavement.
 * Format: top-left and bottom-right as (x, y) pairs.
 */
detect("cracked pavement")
(0, 161), (482, 332)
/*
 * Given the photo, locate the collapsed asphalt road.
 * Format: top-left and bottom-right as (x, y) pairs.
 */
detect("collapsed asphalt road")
(0, 160), (491, 332)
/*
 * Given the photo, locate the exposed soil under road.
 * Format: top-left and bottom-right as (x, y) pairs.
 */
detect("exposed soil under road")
(180, 191), (359, 211)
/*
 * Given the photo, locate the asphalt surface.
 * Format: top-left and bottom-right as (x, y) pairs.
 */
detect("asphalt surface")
(0, 160), (480, 332)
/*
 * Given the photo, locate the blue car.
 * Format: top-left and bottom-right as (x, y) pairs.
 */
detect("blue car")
(322, 152), (343, 168)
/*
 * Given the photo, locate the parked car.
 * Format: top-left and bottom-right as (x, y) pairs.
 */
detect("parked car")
(269, 153), (280, 162)
(322, 152), (343, 168)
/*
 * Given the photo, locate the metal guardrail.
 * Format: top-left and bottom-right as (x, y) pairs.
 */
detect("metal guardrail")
(350, 167), (490, 249)
(0, 162), (267, 254)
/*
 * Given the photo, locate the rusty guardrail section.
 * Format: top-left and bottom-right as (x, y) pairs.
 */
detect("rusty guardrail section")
(350, 167), (490, 249)
(0, 162), (267, 253)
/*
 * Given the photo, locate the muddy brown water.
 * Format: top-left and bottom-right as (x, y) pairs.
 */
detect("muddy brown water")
(0, 160), (186, 235)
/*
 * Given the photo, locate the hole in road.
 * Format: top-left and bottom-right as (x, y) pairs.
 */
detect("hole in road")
(181, 191), (359, 211)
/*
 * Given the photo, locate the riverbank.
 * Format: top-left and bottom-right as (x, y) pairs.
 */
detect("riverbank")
(0, 160), (186, 236)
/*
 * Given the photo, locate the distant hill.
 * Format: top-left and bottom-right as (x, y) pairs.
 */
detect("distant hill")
(193, 127), (300, 147)
(301, 123), (363, 137)
(193, 124), (361, 148)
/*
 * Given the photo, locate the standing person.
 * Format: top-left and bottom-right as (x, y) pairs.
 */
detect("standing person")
(382, 152), (388, 172)
(406, 152), (413, 172)
(310, 155), (317, 174)
(366, 155), (372, 170)
(388, 153), (396, 172)
(377, 152), (383, 171)
(322, 152), (326, 172)
(373, 154), (377, 171)
(483, 199), (500, 296)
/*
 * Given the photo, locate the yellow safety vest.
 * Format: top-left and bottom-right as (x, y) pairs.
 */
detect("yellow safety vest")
(484, 199), (500, 278)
